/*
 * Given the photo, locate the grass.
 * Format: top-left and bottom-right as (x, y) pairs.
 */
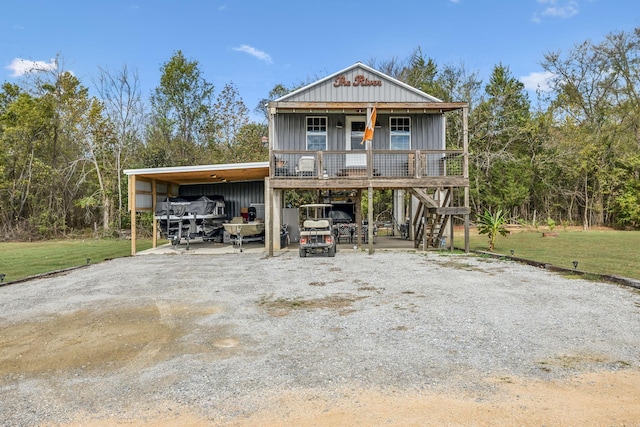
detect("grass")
(454, 227), (640, 281)
(1, 228), (638, 284)
(0, 238), (153, 283)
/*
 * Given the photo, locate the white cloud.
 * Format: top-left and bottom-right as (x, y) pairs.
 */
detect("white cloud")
(533, 0), (579, 22)
(232, 45), (272, 64)
(520, 70), (554, 92)
(5, 58), (57, 77)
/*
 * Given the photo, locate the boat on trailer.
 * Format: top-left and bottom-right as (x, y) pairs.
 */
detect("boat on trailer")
(155, 195), (227, 247)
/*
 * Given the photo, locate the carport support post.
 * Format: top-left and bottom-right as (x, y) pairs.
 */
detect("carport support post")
(367, 186), (374, 254)
(266, 177), (273, 257)
(152, 179), (157, 248)
(130, 174), (137, 255)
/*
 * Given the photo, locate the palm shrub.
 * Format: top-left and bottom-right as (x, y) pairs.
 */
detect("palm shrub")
(546, 217), (556, 231)
(476, 209), (509, 251)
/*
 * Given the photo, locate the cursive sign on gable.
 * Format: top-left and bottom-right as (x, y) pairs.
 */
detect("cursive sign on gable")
(333, 75), (382, 87)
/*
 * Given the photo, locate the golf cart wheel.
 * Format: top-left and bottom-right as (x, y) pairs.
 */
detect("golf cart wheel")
(328, 246), (336, 257)
(299, 248), (307, 257)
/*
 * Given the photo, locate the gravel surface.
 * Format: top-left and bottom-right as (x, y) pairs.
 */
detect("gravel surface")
(1, 249), (639, 425)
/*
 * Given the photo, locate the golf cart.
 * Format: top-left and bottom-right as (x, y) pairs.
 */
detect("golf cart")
(298, 204), (336, 257)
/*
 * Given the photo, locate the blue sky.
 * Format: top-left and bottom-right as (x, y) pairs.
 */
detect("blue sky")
(1, 0), (638, 121)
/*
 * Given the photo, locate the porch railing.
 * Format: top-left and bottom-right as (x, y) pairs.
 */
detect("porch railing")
(271, 150), (465, 179)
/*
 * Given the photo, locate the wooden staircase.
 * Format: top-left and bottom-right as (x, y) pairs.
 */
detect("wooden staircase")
(409, 188), (452, 249)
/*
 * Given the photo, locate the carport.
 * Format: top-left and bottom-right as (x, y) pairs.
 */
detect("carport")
(124, 162), (269, 255)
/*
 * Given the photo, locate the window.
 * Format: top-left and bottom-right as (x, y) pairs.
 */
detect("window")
(390, 117), (411, 150)
(306, 116), (327, 150)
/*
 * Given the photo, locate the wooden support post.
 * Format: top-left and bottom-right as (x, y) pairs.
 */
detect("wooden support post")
(366, 141), (373, 178)
(355, 190), (362, 247)
(152, 179), (157, 248)
(266, 178), (273, 257)
(463, 105), (470, 253)
(450, 197), (454, 252)
(319, 151), (327, 179)
(368, 186), (374, 254)
(130, 174), (137, 256)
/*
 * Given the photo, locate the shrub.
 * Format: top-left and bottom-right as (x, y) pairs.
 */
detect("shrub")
(476, 209), (508, 251)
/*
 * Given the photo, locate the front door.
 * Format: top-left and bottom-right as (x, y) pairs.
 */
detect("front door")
(346, 116), (366, 151)
(345, 116), (366, 167)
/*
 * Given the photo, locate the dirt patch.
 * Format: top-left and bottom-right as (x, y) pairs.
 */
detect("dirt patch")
(432, 258), (487, 271)
(61, 371), (640, 426)
(257, 293), (367, 317)
(223, 371), (640, 426)
(0, 303), (222, 377)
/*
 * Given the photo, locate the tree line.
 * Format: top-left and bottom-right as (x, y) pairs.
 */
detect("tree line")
(1, 28), (638, 240)
(0, 51), (268, 239)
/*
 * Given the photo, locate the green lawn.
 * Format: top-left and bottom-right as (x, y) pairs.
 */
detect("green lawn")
(1, 230), (638, 284)
(454, 228), (640, 280)
(0, 238), (153, 283)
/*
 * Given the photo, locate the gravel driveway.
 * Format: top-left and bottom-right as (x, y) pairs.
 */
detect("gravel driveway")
(1, 250), (639, 426)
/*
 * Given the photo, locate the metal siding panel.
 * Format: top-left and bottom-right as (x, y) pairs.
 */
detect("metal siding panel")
(409, 115), (445, 150)
(135, 194), (152, 209)
(276, 115), (305, 150)
(413, 116), (423, 150)
(282, 65), (436, 103)
(179, 181), (265, 219)
(275, 111), (444, 151)
(434, 115), (445, 149)
(135, 180), (151, 191)
(291, 116), (305, 150)
(372, 115), (388, 149)
(328, 117), (340, 150)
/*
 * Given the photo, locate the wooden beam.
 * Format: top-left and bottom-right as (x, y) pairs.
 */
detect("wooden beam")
(272, 101), (468, 112)
(409, 188), (438, 208)
(269, 177), (468, 189)
(427, 207), (471, 215)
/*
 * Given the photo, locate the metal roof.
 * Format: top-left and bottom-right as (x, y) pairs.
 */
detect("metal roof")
(123, 162), (269, 185)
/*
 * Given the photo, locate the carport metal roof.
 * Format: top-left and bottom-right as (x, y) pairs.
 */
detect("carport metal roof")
(123, 161), (270, 185)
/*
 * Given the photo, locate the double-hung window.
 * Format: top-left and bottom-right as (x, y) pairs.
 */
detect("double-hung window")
(390, 117), (411, 150)
(306, 116), (327, 150)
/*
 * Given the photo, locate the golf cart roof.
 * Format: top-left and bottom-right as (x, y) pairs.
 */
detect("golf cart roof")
(300, 204), (333, 208)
